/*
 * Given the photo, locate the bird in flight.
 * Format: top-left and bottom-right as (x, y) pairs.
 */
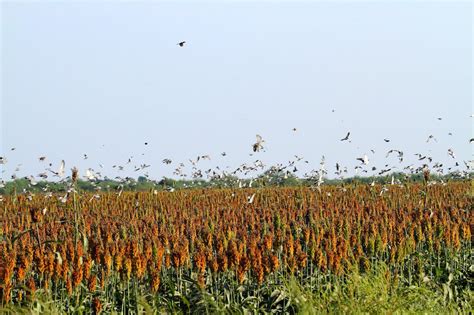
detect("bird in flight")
(340, 132), (350, 141)
(253, 134), (265, 152)
(386, 149), (403, 162)
(447, 148), (455, 159)
(197, 155), (211, 162)
(48, 160), (65, 177)
(85, 169), (97, 181)
(384, 138), (390, 142)
(356, 154), (369, 165)
(177, 41), (186, 47)
(470, 138), (474, 143)
(247, 193), (256, 204)
(426, 135), (437, 143)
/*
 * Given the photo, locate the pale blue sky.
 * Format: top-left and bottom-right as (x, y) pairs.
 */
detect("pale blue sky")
(1, 1), (472, 180)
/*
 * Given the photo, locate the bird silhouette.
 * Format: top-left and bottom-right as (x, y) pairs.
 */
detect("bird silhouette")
(340, 132), (350, 141)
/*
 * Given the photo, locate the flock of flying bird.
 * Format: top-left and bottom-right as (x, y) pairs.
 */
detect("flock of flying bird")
(0, 40), (471, 202)
(0, 112), (472, 203)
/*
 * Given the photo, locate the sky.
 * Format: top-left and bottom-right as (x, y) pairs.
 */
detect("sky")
(0, 1), (472, 181)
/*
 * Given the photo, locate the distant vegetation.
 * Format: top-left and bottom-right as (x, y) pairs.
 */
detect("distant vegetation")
(0, 171), (469, 195)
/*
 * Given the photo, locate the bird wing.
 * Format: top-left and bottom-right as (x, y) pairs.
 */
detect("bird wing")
(341, 132), (350, 140)
(58, 160), (65, 177)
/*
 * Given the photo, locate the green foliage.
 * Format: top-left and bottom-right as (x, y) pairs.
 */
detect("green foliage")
(4, 262), (471, 314)
(0, 172), (470, 195)
(277, 263), (472, 314)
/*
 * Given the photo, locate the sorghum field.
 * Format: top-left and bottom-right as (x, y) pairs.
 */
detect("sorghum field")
(0, 182), (472, 314)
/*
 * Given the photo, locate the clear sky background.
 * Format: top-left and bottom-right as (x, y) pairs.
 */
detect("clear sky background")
(0, 1), (472, 180)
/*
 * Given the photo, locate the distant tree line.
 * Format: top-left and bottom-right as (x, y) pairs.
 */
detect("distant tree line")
(0, 170), (470, 195)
